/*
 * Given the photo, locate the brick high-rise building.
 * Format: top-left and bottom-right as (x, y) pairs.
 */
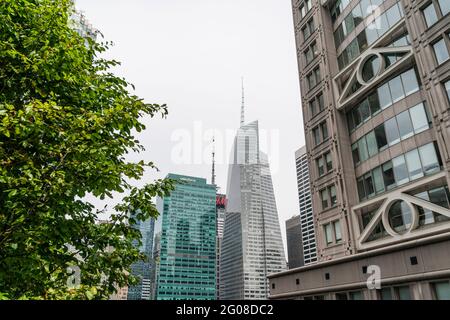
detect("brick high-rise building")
(269, 0), (450, 300)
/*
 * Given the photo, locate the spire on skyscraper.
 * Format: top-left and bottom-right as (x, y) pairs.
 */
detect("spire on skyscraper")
(240, 77), (245, 127)
(211, 136), (216, 186)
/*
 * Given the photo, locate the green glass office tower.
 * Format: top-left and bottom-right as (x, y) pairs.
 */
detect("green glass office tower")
(155, 174), (217, 300)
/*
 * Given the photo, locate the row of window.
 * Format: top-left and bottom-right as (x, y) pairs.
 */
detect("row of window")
(351, 102), (431, 166)
(334, 0), (387, 49)
(347, 68), (420, 132)
(337, 2), (404, 70)
(357, 142), (441, 201)
(309, 281), (450, 299)
(379, 285), (411, 300)
(422, 0), (450, 28)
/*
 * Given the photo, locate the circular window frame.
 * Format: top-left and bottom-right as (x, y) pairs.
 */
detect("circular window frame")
(382, 199), (419, 237)
(357, 52), (385, 86)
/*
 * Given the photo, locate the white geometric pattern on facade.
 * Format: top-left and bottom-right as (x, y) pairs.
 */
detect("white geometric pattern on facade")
(338, 45), (412, 108)
(333, 18), (411, 110)
(352, 172), (450, 251)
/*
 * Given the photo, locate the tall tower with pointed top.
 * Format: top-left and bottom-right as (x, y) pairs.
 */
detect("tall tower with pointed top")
(211, 137), (216, 187)
(220, 83), (287, 300)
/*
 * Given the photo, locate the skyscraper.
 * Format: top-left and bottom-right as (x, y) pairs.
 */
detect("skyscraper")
(154, 174), (216, 300)
(220, 84), (287, 300)
(295, 146), (318, 265)
(285, 216), (305, 269)
(127, 215), (155, 300)
(269, 0), (450, 300)
(71, 10), (97, 41)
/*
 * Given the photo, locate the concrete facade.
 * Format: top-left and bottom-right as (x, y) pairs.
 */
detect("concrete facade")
(286, 216), (305, 268)
(269, 0), (450, 299)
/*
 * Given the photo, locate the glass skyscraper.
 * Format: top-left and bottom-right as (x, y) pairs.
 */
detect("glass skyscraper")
(154, 174), (217, 300)
(220, 112), (287, 299)
(127, 215), (155, 300)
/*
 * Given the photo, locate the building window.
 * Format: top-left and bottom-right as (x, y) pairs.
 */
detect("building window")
(305, 41), (318, 65)
(320, 121), (328, 139)
(350, 102), (431, 166)
(385, 117), (401, 146)
(395, 286), (412, 300)
(444, 80), (450, 103)
(324, 223), (333, 244)
(382, 161), (396, 190)
(349, 291), (363, 300)
(300, 3), (306, 19)
(330, 185), (337, 207)
(416, 186), (450, 226)
(335, 291), (364, 300)
(320, 188), (329, 210)
(312, 127), (320, 146)
(357, 142), (442, 201)
(324, 219), (341, 246)
(316, 152), (332, 177)
(388, 200), (413, 234)
(309, 93), (324, 117)
(335, 292), (348, 300)
(302, 18), (315, 40)
(378, 286), (412, 300)
(333, 220), (342, 243)
(347, 68), (420, 133)
(366, 131), (378, 157)
(405, 149), (423, 180)
(306, 67), (320, 91)
(320, 185), (337, 210)
(423, 3), (438, 27)
(312, 121), (327, 146)
(337, 2), (405, 70)
(396, 110), (414, 140)
(325, 152), (333, 171)
(410, 103), (431, 133)
(317, 157), (325, 176)
(433, 281), (450, 300)
(438, 0), (450, 16)
(379, 287), (393, 300)
(419, 143), (440, 175)
(432, 38), (450, 65)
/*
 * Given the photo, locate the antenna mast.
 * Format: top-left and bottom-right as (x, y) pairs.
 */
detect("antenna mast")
(240, 77), (245, 126)
(211, 136), (216, 186)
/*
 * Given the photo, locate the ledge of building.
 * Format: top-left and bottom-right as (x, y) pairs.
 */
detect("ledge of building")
(268, 231), (450, 279)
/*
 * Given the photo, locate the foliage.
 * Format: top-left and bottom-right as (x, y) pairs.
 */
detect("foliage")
(0, 0), (173, 299)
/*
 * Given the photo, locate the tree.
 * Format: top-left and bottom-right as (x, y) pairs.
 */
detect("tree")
(0, 0), (173, 299)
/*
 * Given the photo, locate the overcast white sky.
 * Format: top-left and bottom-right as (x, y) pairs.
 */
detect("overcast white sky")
(76, 0), (305, 252)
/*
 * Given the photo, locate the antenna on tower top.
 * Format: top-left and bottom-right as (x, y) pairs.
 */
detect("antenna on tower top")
(211, 136), (216, 187)
(240, 77), (245, 127)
